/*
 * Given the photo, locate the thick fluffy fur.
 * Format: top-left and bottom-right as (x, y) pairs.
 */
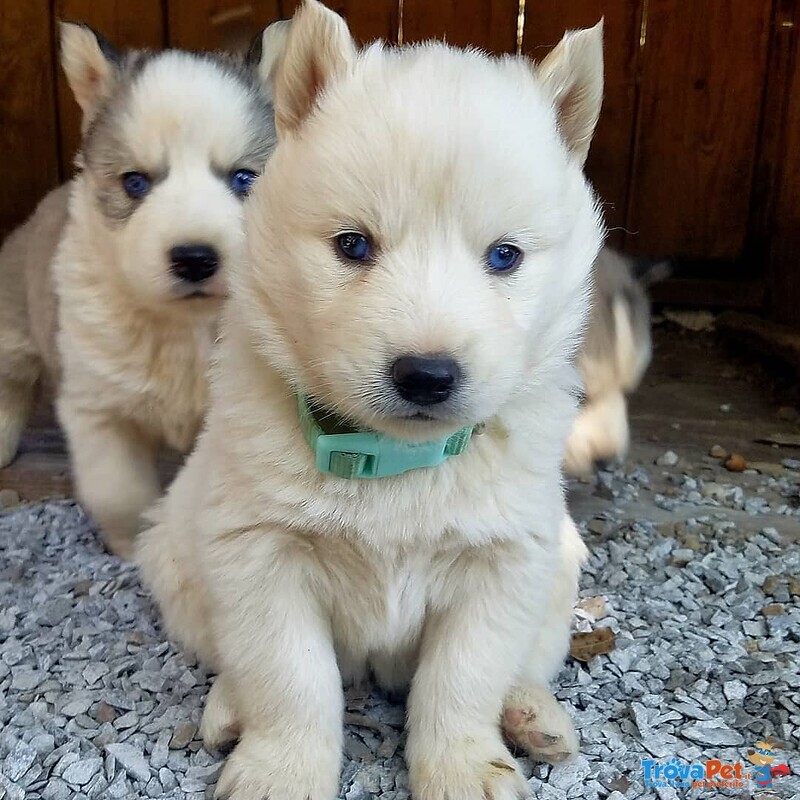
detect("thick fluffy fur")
(0, 23), (287, 557)
(565, 247), (655, 475)
(139, 2), (604, 798)
(0, 186), (69, 467)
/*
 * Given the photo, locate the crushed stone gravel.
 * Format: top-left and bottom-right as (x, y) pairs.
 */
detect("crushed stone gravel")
(1, 453), (799, 799)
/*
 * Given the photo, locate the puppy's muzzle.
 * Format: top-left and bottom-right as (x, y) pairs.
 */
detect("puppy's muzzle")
(170, 244), (219, 285)
(391, 355), (461, 406)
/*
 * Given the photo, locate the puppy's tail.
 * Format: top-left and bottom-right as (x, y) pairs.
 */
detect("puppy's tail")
(632, 256), (673, 288)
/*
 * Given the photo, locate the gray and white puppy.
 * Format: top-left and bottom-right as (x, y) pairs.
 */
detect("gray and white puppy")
(565, 246), (667, 474)
(0, 20), (288, 557)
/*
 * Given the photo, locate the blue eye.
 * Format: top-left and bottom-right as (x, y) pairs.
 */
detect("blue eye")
(122, 172), (151, 199)
(335, 231), (373, 262)
(486, 242), (523, 273)
(230, 169), (257, 196)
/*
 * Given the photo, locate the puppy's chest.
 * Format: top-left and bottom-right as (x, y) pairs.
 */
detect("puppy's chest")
(101, 324), (213, 453)
(138, 335), (211, 452)
(325, 545), (431, 654)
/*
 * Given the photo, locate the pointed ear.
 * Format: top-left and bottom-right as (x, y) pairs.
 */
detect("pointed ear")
(60, 22), (120, 129)
(536, 20), (604, 166)
(246, 19), (292, 102)
(272, 0), (356, 137)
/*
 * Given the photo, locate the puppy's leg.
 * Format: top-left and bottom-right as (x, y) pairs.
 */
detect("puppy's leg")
(0, 342), (40, 468)
(503, 515), (586, 764)
(564, 391), (629, 475)
(406, 542), (546, 800)
(59, 403), (159, 559)
(209, 530), (343, 800)
(201, 673), (240, 750)
(137, 496), (218, 665)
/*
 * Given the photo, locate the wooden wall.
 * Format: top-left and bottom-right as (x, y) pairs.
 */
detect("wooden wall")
(1, 0), (799, 327)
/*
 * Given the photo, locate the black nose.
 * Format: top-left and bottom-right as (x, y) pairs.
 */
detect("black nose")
(169, 244), (219, 283)
(391, 355), (461, 406)
(593, 458), (612, 472)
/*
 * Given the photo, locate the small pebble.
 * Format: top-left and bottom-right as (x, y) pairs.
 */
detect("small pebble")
(62, 757), (103, 787)
(105, 743), (151, 783)
(3, 741), (37, 782)
(169, 722), (197, 750)
(655, 450), (679, 467)
(576, 596), (606, 620)
(723, 680), (747, 702)
(723, 452), (747, 472)
(95, 702), (117, 723)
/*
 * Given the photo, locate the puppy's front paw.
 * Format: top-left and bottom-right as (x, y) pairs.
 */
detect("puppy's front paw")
(503, 685), (578, 764)
(563, 427), (594, 477)
(408, 733), (528, 800)
(0, 415), (23, 468)
(214, 732), (339, 800)
(201, 677), (239, 750)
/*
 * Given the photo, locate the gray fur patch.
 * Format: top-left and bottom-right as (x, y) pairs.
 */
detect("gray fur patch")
(583, 246), (652, 379)
(79, 47), (277, 226)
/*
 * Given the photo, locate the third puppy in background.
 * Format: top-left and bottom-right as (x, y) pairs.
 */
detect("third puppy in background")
(565, 246), (668, 475)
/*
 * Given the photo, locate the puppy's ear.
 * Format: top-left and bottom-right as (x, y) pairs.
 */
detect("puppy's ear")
(247, 19), (292, 102)
(535, 20), (604, 166)
(272, 0), (356, 137)
(60, 22), (120, 128)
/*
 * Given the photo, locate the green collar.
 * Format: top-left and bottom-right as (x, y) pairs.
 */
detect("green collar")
(297, 394), (473, 479)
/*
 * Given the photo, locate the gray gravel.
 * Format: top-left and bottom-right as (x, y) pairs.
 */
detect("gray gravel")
(1, 453), (799, 799)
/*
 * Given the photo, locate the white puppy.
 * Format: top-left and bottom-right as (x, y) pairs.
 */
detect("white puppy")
(139, 2), (604, 797)
(0, 21), (288, 557)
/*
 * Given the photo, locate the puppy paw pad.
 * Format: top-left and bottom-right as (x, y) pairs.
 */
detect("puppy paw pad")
(502, 694), (578, 765)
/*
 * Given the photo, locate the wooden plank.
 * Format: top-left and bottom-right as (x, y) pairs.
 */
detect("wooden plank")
(769, 58), (800, 327)
(0, 0), (59, 236)
(279, 0), (399, 44)
(402, 0), (517, 52)
(0, 432), (72, 502)
(54, 0), (165, 177)
(0, 396), (69, 501)
(747, 0), (794, 261)
(169, 0), (281, 52)
(765, 0), (800, 328)
(170, 1), (398, 52)
(625, 0), (773, 260)
(524, 1), (642, 248)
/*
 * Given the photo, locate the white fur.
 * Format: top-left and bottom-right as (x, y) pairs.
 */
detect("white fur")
(54, 53), (267, 558)
(0, 24), (284, 558)
(138, 3), (604, 797)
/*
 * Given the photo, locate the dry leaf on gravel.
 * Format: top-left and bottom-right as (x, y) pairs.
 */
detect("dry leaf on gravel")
(569, 628), (616, 662)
